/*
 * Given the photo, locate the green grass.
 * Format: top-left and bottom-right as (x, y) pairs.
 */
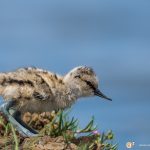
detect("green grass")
(0, 110), (118, 150)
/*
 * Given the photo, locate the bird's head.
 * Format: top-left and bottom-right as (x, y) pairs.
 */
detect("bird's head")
(63, 66), (112, 101)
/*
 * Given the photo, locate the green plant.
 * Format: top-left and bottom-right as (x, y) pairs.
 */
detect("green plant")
(40, 110), (78, 137)
(39, 110), (117, 149)
(0, 110), (118, 150)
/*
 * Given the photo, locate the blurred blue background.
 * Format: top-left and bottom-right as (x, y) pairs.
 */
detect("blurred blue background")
(0, 0), (150, 149)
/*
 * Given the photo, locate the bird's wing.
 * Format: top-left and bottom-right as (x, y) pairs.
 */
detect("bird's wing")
(33, 91), (50, 101)
(0, 67), (53, 101)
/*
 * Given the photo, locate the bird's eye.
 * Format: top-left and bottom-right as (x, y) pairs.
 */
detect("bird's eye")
(74, 75), (81, 78)
(85, 80), (92, 87)
(84, 80), (96, 90)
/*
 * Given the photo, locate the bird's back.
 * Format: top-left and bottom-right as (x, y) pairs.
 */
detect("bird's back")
(0, 67), (65, 113)
(0, 68), (56, 102)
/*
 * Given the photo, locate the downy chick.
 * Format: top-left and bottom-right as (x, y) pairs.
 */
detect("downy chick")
(0, 66), (111, 136)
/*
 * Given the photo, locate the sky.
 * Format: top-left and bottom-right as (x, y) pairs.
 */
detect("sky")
(0, 1), (150, 149)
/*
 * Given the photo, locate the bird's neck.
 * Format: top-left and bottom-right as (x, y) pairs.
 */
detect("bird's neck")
(63, 75), (83, 99)
(52, 79), (82, 110)
(51, 86), (78, 110)
(63, 80), (82, 100)
(44, 73), (82, 109)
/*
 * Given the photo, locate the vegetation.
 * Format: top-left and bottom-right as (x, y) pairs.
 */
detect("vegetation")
(0, 111), (117, 150)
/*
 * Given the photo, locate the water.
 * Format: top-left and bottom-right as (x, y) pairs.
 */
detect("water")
(0, 1), (150, 149)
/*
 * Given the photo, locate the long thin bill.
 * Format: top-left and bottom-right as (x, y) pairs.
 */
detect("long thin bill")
(94, 89), (112, 101)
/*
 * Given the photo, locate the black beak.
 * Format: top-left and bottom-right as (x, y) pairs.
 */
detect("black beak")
(94, 89), (112, 101)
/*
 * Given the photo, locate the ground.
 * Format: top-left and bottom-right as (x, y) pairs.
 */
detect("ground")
(0, 111), (117, 150)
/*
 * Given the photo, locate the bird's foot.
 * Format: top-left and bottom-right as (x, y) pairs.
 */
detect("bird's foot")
(0, 101), (38, 137)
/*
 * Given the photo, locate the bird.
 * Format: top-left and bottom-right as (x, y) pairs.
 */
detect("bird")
(0, 66), (111, 137)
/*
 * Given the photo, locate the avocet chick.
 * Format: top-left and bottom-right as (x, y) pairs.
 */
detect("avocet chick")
(0, 66), (111, 136)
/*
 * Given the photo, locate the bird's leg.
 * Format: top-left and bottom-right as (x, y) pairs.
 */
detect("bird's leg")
(0, 100), (38, 137)
(12, 110), (38, 134)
